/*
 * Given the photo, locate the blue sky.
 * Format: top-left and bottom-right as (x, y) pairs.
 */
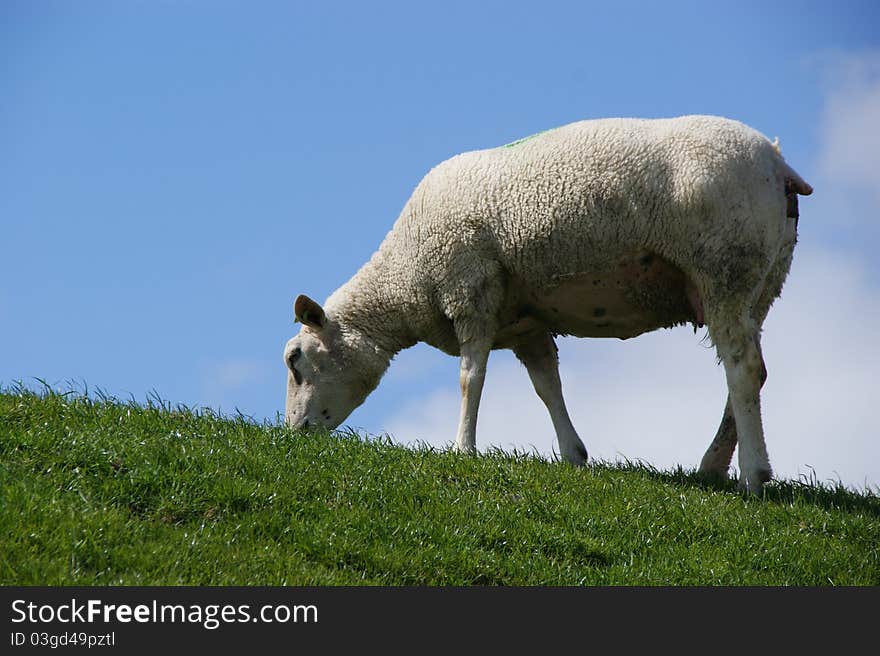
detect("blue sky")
(3, 1), (879, 489)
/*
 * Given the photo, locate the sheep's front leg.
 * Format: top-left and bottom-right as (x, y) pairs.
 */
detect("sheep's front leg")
(454, 339), (491, 454)
(513, 332), (587, 466)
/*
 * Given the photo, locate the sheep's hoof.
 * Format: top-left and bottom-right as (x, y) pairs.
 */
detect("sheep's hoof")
(696, 465), (730, 482)
(562, 441), (589, 467)
(737, 468), (772, 496)
(452, 443), (477, 456)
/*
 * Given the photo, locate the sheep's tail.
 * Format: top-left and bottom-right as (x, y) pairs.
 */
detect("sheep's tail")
(771, 137), (812, 224)
(771, 137), (813, 196)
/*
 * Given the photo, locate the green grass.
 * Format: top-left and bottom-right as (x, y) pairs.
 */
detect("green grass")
(1, 385), (878, 585)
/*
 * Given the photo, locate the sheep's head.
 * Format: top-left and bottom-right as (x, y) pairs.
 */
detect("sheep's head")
(283, 294), (382, 431)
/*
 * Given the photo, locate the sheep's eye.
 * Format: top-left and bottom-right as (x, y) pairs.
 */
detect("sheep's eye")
(287, 348), (303, 384)
(287, 347), (302, 369)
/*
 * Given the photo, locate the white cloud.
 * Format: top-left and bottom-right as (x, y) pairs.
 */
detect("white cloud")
(379, 51), (880, 491)
(209, 358), (265, 389)
(817, 51), (880, 199)
(200, 357), (272, 414)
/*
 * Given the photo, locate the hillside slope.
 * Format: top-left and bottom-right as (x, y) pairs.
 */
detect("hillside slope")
(1, 387), (877, 585)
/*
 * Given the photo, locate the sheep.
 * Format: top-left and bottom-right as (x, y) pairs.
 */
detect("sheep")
(283, 115), (812, 494)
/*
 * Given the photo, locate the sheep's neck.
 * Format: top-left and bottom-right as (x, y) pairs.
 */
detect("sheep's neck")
(328, 251), (419, 361)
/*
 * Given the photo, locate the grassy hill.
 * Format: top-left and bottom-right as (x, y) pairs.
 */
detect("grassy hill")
(1, 386), (878, 585)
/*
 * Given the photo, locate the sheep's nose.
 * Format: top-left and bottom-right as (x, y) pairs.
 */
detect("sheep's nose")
(302, 419), (310, 430)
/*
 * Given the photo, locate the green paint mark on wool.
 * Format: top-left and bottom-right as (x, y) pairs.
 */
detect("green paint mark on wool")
(500, 129), (549, 148)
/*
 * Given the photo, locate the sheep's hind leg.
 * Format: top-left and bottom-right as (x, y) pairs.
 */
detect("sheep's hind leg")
(699, 353), (769, 481)
(699, 273), (776, 481)
(513, 332), (587, 466)
(453, 338), (492, 455)
(714, 322), (772, 494)
(698, 398), (737, 479)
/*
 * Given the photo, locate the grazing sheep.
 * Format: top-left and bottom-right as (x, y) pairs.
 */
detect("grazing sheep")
(283, 115), (812, 494)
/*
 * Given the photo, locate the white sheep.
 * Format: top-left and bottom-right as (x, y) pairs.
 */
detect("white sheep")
(283, 115), (812, 494)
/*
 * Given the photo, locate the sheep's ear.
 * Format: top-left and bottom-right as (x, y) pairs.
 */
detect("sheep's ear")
(294, 294), (326, 330)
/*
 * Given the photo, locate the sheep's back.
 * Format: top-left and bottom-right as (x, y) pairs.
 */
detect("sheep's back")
(399, 115), (784, 293)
